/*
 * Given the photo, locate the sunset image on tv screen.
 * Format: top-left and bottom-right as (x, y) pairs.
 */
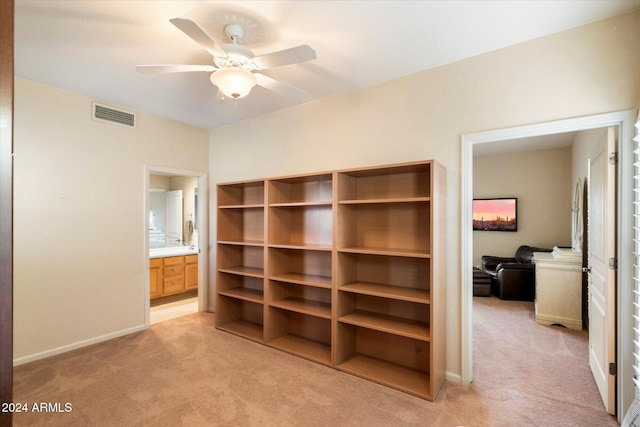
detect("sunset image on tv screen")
(473, 199), (517, 231)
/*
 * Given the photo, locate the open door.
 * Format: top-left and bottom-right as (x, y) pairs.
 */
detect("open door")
(165, 190), (183, 246)
(586, 127), (617, 414)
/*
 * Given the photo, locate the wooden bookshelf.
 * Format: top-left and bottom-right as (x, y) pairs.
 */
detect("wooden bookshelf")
(215, 161), (445, 400)
(216, 180), (266, 342)
(335, 161), (445, 400)
(265, 174), (335, 364)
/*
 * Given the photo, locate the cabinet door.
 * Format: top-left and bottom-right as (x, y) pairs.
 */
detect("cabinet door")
(163, 275), (185, 296)
(149, 266), (162, 299)
(185, 262), (198, 290)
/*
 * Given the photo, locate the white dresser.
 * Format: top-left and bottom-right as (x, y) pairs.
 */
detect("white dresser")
(533, 247), (583, 330)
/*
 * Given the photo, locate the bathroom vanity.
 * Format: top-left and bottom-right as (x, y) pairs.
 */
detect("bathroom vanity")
(150, 248), (198, 299)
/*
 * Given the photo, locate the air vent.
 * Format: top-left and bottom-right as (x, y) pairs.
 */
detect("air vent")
(92, 102), (136, 128)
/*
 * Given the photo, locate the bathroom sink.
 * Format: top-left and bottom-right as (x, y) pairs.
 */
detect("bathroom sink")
(149, 246), (198, 258)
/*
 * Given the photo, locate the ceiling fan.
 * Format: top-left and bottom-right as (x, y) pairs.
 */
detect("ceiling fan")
(137, 18), (317, 101)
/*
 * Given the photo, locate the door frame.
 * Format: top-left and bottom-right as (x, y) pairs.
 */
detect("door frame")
(0, 1), (13, 425)
(144, 165), (208, 326)
(460, 109), (636, 419)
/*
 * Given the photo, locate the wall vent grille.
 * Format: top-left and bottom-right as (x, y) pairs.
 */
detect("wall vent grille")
(92, 102), (136, 128)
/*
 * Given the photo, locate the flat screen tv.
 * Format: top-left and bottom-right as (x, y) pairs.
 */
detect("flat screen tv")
(473, 198), (518, 232)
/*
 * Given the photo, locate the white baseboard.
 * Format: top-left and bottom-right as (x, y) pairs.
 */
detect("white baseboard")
(13, 324), (148, 366)
(446, 370), (462, 384)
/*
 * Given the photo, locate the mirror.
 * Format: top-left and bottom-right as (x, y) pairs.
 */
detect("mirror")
(572, 178), (582, 250)
(149, 174), (198, 249)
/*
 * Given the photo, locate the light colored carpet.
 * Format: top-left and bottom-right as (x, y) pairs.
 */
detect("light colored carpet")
(12, 296), (617, 426)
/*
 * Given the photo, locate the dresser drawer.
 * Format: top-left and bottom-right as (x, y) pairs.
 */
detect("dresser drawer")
(185, 254), (198, 264)
(150, 258), (163, 268)
(164, 265), (184, 277)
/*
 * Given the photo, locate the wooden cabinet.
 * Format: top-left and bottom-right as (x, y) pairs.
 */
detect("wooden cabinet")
(215, 161), (445, 400)
(150, 254), (198, 299)
(185, 254), (198, 291)
(163, 256), (185, 296)
(149, 258), (163, 299)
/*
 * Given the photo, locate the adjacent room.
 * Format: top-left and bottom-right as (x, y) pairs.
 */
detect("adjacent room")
(3, 1), (640, 426)
(471, 128), (614, 420)
(148, 171), (201, 324)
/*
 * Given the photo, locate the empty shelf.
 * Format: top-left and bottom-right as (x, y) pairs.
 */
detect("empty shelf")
(269, 334), (331, 366)
(219, 265), (264, 278)
(270, 273), (332, 289)
(218, 288), (264, 304)
(337, 354), (431, 400)
(339, 310), (430, 341)
(340, 282), (430, 304)
(218, 320), (263, 343)
(270, 298), (331, 319)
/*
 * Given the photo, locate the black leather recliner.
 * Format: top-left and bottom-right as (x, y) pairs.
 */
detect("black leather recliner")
(481, 245), (553, 301)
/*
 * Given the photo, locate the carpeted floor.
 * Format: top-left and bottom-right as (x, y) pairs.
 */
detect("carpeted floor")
(11, 296), (617, 426)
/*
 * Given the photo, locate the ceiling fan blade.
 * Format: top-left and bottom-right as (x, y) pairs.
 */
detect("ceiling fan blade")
(253, 45), (316, 69)
(169, 18), (227, 57)
(136, 65), (216, 74)
(255, 73), (307, 101)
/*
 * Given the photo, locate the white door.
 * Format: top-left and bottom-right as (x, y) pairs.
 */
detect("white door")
(587, 127), (616, 414)
(165, 190), (183, 246)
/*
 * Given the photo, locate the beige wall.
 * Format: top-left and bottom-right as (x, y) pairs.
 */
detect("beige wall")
(473, 147), (573, 266)
(13, 78), (209, 362)
(209, 11), (640, 381)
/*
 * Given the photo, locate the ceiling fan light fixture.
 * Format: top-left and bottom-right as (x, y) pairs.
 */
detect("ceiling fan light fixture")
(210, 68), (257, 99)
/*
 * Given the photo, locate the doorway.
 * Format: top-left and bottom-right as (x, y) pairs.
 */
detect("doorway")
(461, 110), (636, 420)
(145, 166), (208, 326)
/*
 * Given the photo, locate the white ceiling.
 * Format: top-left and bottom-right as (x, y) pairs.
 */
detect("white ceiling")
(15, 1), (640, 130)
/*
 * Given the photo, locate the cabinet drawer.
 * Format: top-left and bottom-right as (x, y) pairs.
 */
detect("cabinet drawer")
(164, 256), (184, 266)
(164, 265), (184, 277)
(163, 275), (185, 296)
(185, 254), (198, 264)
